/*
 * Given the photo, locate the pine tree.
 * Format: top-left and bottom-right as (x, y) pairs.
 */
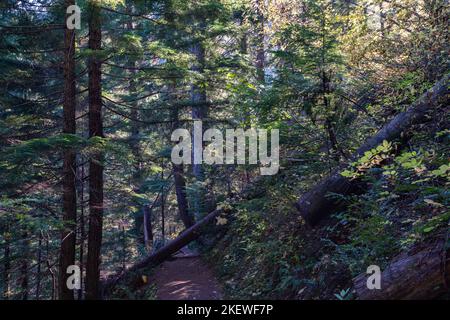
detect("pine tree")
(85, 0), (104, 300)
(59, 0), (77, 300)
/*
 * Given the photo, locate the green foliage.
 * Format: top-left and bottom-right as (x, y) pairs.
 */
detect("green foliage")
(341, 140), (393, 179)
(0, 0), (448, 301)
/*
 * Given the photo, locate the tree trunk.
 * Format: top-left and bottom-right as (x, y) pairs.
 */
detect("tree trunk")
(59, 0), (77, 300)
(161, 164), (166, 242)
(254, 0), (265, 83)
(173, 163), (194, 227)
(125, 0), (141, 179)
(190, 38), (207, 220)
(322, 71), (341, 163)
(379, 2), (385, 38)
(121, 224), (126, 271)
(143, 205), (153, 249)
(3, 222), (10, 300)
(296, 73), (449, 226)
(19, 231), (29, 300)
(102, 207), (228, 296)
(239, 13), (248, 55)
(78, 156), (85, 300)
(169, 78), (194, 228)
(86, 1), (104, 300)
(46, 236), (57, 300)
(353, 239), (450, 299)
(35, 231), (43, 300)
(165, 3), (194, 229)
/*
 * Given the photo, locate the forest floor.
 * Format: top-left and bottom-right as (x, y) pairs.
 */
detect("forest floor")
(152, 248), (223, 300)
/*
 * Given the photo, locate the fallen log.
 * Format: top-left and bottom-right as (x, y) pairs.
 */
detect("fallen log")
(296, 73), (449, 226)
(102, 207), (228, 296)
(353, 239), (450, 299)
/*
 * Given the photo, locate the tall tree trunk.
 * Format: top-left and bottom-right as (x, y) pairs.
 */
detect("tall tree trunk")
(320, 12), (342, 163)
(126, 0), (140, 175)
(161, 163), (166, 242)
(190, 37), (207, 220)
(126, 2), (146, 247)
(173, 163), (194, 228)
(78, 156), (85, 300)
(240, 19), (248, 55)
(59, 0), (77, 300)
(129, 84), (140, 166)
(19, 231), (29, 300)
(164, 2), (194, 229)
(46, 235), (57, 300)
(254, 0), (265, 83)
(3, 222), (10, 300)
(379, 2), (385, 38)
(35, 231), (43, 300)
(143, 205), (153, 250)
(121, 224), (126, 271)
(86, 1), (104, 300)
(235, 9), (248, 54)
(170, 82), (194, 228)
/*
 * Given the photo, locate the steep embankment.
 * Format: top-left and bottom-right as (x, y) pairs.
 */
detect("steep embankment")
(206, 89), (449, 300)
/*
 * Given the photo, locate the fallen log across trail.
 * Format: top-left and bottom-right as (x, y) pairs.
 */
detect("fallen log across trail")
(102, 208), (228, 297)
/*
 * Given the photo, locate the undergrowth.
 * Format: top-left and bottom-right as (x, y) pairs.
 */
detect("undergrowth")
(207, 119), (450, 300)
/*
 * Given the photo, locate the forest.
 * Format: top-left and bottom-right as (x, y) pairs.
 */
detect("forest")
(0, 0), (448, 301)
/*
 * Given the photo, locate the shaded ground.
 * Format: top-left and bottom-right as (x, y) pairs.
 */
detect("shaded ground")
(152, 248), (223, 300)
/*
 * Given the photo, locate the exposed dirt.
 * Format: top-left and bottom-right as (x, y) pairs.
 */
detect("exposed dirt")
(152, 249), (222, 300)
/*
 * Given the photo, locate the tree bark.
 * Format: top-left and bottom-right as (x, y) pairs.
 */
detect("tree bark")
(169, 77), (194, 228)
(3, 222), (10, 300)
(161, 163), (166, 242)
(173, 163), (194, 228)
(126, 0), (141, 179)
(19, 231), (29, 300)
(102, 207), (228, 296)
(46, 237), (57, 300)
(254, 0), (265, 83)
(59, 0), (77, 300)
(35, 231), (43, 300)
(238, 11), (248, 55)
(353, 239), (450, 299)
(143, 205), (153, 249)
(126, 1), (146, 247)
(78, 156), (85, 300)
(86, 1), (104, 300)
(190, 37), (207, 220)
(164, 3), (194, 229)
(296, 73), (449, 226)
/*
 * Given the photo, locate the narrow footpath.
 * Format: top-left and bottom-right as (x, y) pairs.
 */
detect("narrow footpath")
(152, 248), (223, 300)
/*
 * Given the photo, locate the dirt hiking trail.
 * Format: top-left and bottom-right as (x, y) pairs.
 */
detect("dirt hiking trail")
(152, 247), (223, 300)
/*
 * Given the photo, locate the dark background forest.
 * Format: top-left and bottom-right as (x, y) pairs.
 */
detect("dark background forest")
(0, 0), (448, 300)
